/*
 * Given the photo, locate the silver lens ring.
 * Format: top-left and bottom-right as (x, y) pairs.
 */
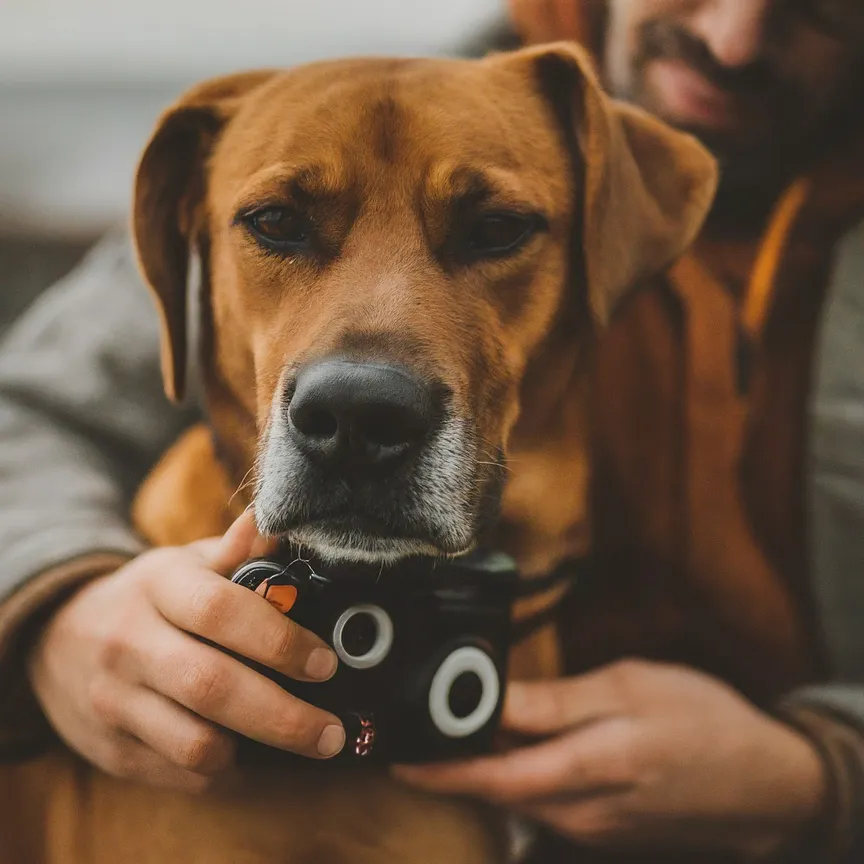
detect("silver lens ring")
(332, 604), (394, 669)
(428, 645), (500, 738)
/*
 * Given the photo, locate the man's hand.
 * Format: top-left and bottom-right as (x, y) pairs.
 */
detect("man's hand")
(394, 659), (827, 858)
(27, 512), (345, 792)
(508, 0), (589, 45)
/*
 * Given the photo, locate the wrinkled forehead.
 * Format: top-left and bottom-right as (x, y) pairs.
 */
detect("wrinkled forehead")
(208, 58), (573, 217)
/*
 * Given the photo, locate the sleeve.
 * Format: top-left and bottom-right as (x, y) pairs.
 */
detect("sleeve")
(0, 229), (201, 752)
(773, 686), (864, 863)
(776, 683), (864, 864)
(777, 221), (864, 861)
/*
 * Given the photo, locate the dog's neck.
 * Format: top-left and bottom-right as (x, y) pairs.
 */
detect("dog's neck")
(495, 342), (593, 681)
(493, 322), (595, 579)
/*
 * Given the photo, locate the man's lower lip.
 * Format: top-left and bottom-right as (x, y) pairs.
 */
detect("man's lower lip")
(647, 59), (735, 128)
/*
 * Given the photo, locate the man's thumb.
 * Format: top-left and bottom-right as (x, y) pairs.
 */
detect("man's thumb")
(205, 509), (279, 576)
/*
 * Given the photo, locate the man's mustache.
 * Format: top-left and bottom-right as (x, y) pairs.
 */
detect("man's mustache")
(637, 20), (777, 95)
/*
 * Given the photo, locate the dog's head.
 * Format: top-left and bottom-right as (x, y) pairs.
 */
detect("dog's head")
(133, 45), (716, 565)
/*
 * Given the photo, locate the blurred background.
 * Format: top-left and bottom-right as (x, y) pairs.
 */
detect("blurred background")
(0, 0), (503, 334)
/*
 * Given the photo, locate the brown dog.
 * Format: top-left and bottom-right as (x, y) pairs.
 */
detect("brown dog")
(121, 42), (716, 864)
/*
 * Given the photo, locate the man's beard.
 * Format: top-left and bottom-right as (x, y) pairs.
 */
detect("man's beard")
(618, 19), (835, 236)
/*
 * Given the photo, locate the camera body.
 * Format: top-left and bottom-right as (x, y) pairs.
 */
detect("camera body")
(230, 551), (518, 764)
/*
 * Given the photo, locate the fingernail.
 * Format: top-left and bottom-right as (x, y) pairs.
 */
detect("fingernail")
(305, 648), (338, 681)
(317, 724), (345, 758)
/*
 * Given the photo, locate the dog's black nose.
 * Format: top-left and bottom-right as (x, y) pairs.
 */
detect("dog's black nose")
(288, 360), (435, 470)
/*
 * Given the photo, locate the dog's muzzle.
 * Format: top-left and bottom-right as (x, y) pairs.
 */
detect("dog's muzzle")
(254, 358), (499, 563)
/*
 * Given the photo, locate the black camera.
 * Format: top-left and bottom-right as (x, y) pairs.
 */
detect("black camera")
(229, 551), (520, 764)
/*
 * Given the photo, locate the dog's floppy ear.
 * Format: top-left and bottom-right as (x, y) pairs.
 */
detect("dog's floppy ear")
(499, 42), (718, 324)
(132, 71), (276, 402)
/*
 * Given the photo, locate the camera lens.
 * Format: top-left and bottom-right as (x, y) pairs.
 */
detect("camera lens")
(428, 645), (500, 738)
(332, 605), (394, 669)
(447, 671), (483, 719)
(340, 612), (378, 658)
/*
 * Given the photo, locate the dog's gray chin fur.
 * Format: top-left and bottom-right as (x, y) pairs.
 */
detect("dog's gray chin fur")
(284, 526), (476, 565)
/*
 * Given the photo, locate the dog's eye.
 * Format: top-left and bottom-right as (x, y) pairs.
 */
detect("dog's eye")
(243, 207), (311, 252)
(466, 213), (540, 259)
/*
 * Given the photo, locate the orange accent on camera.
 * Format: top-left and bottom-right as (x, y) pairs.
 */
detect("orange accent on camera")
(255, 581), (298, 614)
